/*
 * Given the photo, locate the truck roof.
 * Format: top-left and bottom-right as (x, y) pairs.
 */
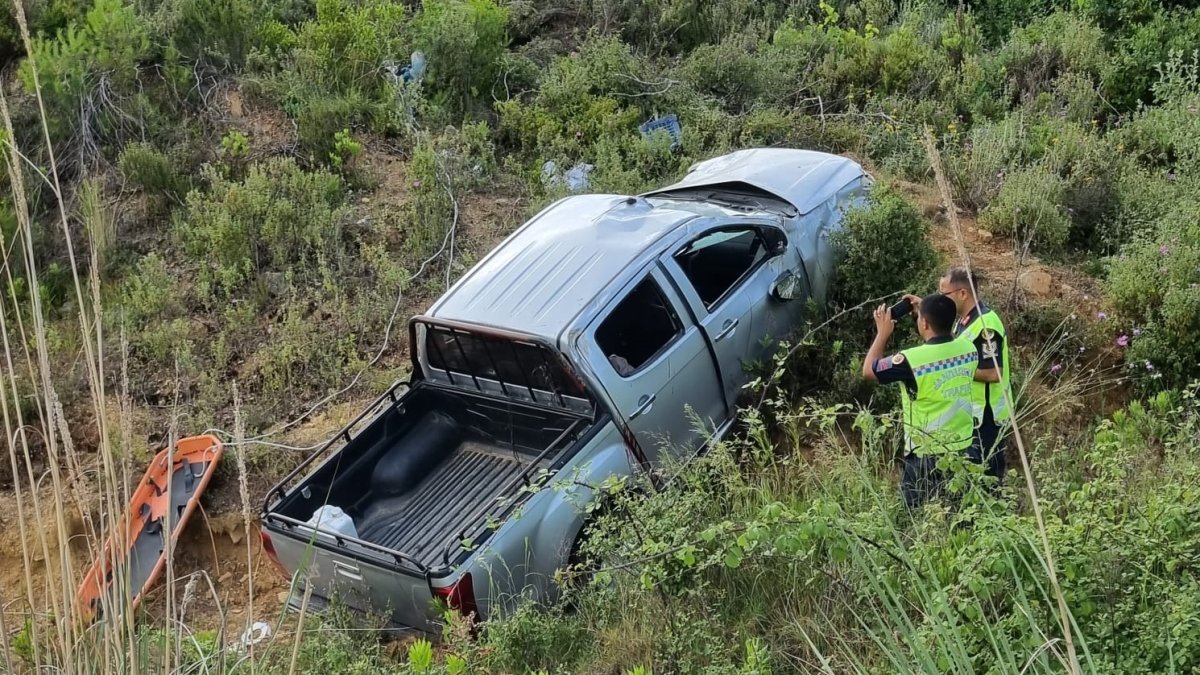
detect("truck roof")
(428, 193), (698, 340)
(427, 149), (865, 341)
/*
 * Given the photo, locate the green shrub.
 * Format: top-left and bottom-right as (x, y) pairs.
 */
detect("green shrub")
(118, 142), (189, 201)
(947, 113), (1030, 210)
(1034, 119), (1123, 250)
(170, 0), (260, 70)
(997, 11), (1108, 105)
(1114, 50), (1200, 176)
(412, 0), (508, 116)
(979, 163), (1070, 253)
(676, 33), (765, 114)
(830, 184), (939, 310)
(1106, 199), (1200, 387)
(969, 0), (1061, 45)
(175, 158), (349, 301)
(1104, 7), (1200, 111)
(401, 124), (496, 257)
(21, 0), (153, 149)
(259, 0), (409, 157)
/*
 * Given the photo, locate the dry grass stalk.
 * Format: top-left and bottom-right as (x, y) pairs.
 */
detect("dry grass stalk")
(233, 383), (257, 671)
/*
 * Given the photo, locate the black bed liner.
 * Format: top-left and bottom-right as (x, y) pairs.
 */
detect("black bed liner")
(357, 442), (541, 567)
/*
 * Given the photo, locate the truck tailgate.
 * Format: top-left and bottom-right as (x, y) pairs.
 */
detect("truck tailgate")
(266, 524), (442, 631)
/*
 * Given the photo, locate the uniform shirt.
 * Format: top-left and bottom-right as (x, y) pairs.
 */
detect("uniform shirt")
(872, 335), (955, 396)
(955, 303), (1004, 427)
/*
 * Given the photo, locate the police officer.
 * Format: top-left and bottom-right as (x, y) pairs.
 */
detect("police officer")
(936, 267), (1012, 482)
(862, 294), (979, 508)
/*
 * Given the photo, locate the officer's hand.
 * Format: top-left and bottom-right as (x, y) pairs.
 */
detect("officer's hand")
(873, 304), (894, 338)
(903, 293), (921, 309)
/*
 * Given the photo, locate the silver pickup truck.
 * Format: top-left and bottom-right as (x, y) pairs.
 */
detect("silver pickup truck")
(259, 148), (870, 632)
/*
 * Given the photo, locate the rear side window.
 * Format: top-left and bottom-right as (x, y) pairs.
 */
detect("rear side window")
(674, 227), (768, 308)
(596, 277), (681, 377)
(425, 326), (584, 396)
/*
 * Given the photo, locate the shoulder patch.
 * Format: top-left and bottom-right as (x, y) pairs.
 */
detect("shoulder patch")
(892, 353), (906, 365)
(981, 327), (996, 340)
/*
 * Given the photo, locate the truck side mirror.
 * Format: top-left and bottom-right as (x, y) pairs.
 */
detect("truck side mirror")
(770, 270), (802, 302)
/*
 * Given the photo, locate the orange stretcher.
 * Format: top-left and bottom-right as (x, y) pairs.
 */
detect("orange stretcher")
(76, 434), (223, 624)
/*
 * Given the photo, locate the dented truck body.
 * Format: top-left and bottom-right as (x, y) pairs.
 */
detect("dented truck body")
(260, 149), (871, 632)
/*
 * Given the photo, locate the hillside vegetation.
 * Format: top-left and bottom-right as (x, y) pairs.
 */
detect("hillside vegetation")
(1, 0), (1199, 672)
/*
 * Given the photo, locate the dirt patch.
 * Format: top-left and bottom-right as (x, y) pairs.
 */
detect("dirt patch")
(893, 179), (1107, 319)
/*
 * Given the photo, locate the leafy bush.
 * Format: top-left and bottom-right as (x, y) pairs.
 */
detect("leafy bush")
(1106, 200), (1200, 387)
(676, 33), (765, 114)
(118, 142), (189, 201)
(21, 0), (153, 151)
(1104, 7), (1200, 111)
(259, 0), (410, 158)
(170, 0), (261, 70)
(979, 163), (1070, 253)
(830, 185), (940, 310)
(947, 113), (1030, 210)
(412, 0), (508, 116)
(175, 158), (349, 301)
(999, 11), (1109, 87)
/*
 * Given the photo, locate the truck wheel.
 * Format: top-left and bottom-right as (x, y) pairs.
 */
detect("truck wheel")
(560, 512), (608, 610)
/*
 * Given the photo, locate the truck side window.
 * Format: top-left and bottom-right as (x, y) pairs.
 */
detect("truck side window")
(674, 227), (768, 309)
(596, 277), (681, 377)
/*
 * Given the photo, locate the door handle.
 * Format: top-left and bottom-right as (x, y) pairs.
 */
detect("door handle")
(630, 394), (656, 419)
(333, 559), (363, 582)
(714, 318), (739, 342)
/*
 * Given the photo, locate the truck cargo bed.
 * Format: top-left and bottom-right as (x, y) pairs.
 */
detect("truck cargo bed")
(358, 442), (539, 567)
(265, 382), (589, 572)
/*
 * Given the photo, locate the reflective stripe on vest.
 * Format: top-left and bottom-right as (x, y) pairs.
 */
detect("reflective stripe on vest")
(959, 309), (1013, 425)
(898, 339), (979, 456)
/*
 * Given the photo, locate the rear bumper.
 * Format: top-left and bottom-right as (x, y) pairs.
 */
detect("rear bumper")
(283, 587), (437, 638)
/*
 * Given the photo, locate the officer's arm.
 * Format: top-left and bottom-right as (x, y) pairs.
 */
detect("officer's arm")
(975, 368), (1000, 383)
(974, 332), (1003, 383)
(862, 333), (889, 381)
(862, 304), (894, 381)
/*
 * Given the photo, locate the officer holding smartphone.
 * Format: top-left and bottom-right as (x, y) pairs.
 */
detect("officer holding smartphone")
(862, 294), (979, 508)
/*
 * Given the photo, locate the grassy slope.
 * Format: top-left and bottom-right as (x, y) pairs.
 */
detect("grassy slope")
(2, 0), (1199, 672)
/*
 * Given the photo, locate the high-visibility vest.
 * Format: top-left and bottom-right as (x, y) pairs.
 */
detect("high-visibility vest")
(898, 339), (979, 456)
(958, 309), (1013, 425)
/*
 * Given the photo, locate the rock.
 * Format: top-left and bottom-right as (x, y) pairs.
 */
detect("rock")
(277, 591), (290, 605)
(1019, 267), (1052, 297)
(228, 91), (244, 119)
(208, 512), (247, 544)
(218, 572), (233, 584)
(977, 229), (993, 242)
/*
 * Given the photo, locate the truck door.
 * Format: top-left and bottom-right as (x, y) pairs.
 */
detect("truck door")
(661, 224), (790, 409)
(580, 267), (726, 467)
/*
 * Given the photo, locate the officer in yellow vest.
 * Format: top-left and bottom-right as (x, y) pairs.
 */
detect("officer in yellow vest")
(863, 294), (979, 507)
(937, 268), (1012, 482)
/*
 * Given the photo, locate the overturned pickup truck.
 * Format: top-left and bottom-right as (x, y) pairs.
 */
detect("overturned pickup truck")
(260, 148), (871, 632)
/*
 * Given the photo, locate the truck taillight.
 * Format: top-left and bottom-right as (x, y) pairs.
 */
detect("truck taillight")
(433, 572), (477, 619)
(259, 530), (289, 576)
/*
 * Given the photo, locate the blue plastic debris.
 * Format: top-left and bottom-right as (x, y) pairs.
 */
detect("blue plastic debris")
(401, 51), (427, 83)
(542, 160), (594, 192)
(639, 114), (682, 150)
(383, 51), (426, 87)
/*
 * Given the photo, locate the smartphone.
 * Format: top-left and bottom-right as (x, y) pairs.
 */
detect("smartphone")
(889, 298), (913, 321)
